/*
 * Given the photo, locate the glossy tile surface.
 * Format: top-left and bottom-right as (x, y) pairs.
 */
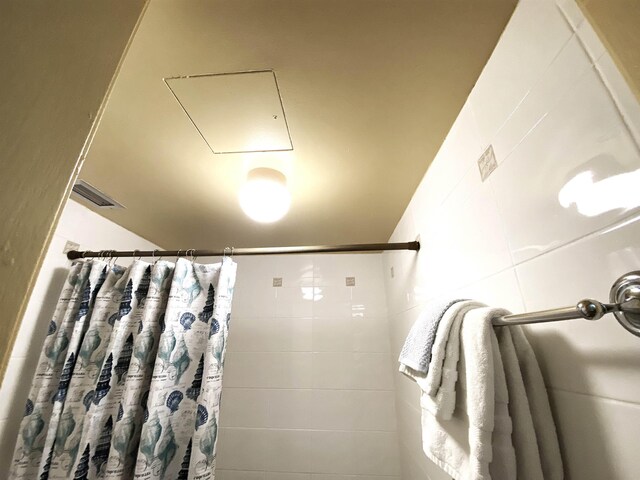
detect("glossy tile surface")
(219, 254), (399, 478)
(550, 389), (640, 480)
(491, 67), (640, 263)
(490, 35), (593, 163)
(471, 0), (572, 144)
(383, 0), (640, 478)
(516, 213), (640, 403)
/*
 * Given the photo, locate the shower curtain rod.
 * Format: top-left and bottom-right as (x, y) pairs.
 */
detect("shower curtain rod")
(66, 241), (420, 260)
(65, 244), (640, 337)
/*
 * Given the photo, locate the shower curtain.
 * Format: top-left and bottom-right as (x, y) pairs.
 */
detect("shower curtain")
(10, 256), (236, 480)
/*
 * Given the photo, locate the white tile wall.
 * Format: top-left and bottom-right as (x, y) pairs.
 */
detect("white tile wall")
(0, 199), (158, 469)
(4, 3), (639, 479)
(218, 254), (400, 479)
(384, 0), (640, 478)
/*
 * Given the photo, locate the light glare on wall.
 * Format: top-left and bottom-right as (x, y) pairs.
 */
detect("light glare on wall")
(558, 169), (640, 217)
(240, 167), (291, 223)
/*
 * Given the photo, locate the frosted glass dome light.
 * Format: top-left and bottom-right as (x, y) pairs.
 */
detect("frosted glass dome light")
(239, 167), (291, 223)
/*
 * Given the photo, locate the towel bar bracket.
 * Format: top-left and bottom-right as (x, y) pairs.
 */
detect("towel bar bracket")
(610, 271), (640, 337)
(493, 271), (640, 338)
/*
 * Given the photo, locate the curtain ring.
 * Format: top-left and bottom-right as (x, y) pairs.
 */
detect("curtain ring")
(133, 249), (143, 261)
(152, 249), (162, 265)
(230, 247), (235, 258)
(176, 249), (183, 260)
(223, 247), (231, 259)
(187, 248), (197, 265)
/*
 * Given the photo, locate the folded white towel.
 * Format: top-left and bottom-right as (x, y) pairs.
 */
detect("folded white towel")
(405, 302), (562, 480)
(401, 300), (482, 393)
(399, 299), (467, 374)
(489, 331), (517, 480)
(421, 307), (512, 480)
(460, 307), (507, 479)
(422, 301), (485, 418)
(510, 327), (564, 480)
(423, 300), (486, 396)
(496, 326), (544, 480)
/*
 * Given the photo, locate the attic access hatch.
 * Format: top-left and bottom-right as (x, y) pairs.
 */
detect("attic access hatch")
(165, 70), (293, 154)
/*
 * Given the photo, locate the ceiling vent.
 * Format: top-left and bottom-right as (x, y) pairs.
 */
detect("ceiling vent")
(71, 180), (124, 209)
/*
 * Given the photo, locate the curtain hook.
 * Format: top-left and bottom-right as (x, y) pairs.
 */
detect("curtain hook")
(223, 247), (231, 259)
(152, 249), (162, 265)
(188, 248), (197, 265)
(231, 246), (235, 258)
(176, 249), (183, 261)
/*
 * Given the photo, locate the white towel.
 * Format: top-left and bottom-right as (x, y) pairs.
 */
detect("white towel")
(422, 300), (486, 396)
(510, 327), (564, 480)
(401, 300), (482, 393)
(421, 307), (513, 480)
(422, 301), (485, 418)
(406, 303), (562, 480)
(399, 299), (467, 374)
(489, 331), (517, 480)
(496, 326), (544, 480)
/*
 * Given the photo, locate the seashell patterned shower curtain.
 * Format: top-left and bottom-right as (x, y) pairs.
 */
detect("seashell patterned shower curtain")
(9, 257), (236, 480)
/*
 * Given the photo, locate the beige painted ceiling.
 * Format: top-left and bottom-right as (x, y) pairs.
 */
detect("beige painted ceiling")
(80, 0), (516, 249)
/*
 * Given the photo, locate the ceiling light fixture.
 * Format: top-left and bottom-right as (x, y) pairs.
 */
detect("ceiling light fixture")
(239, 167), (291, 223)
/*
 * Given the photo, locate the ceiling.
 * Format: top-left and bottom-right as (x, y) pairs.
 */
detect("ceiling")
(80, 0), (516, 249)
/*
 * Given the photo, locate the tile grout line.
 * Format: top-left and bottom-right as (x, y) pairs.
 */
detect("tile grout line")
(549, 385), (640, 407)
(511, 209), (640, 269)
(219, 426), (399, 434)
(222, 386), (396, 391)
(482, 17), (577, 169)
(557, 0), (640, 153)
(216, 468), (400, 478)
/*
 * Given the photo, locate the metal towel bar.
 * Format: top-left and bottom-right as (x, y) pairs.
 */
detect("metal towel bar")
(492, 271), (640, 338)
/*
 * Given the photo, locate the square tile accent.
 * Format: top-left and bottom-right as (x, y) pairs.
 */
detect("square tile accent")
(477, 144), (497, 181)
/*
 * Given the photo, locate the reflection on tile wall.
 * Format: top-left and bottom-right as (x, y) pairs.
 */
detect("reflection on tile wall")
(216, 254), (400, 480)
(384, 0), (640, 479)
